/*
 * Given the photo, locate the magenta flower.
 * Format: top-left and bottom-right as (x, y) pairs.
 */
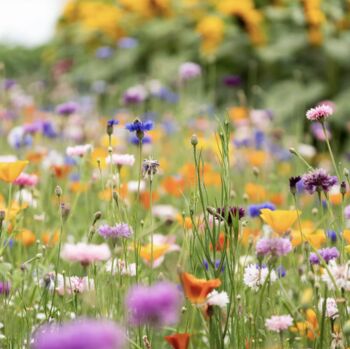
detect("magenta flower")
(32, 319), (125, 349)
(306, 104), (333, 121)
(13, 173), (38, 187)
(256, 238), (292, 257)
(265, 315), (293, 332)
(125, 281), (182, 327)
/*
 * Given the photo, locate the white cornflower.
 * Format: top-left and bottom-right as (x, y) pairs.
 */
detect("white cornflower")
(321, 260), (350, 291)
(206, 290), (229, 308)
(243, 264), (277, 291)
(318, 297), (339, 319)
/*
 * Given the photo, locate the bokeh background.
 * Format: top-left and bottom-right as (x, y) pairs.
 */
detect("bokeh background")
(1, 0), (350, 129)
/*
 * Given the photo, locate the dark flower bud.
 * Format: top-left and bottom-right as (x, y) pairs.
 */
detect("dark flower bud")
(289, 176), (301, 195)
(340, 181), (347, 196)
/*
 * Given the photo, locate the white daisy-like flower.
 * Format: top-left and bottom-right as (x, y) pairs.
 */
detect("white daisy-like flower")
(243, 264), (277, 291)
(318, 297), (339, 319)
(206, 290), (229, 308)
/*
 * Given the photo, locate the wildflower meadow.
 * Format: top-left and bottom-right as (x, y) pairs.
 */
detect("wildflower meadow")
(1, 1), (350, 349)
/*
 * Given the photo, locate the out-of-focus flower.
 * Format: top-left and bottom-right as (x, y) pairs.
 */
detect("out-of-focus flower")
(260, 209), (299, 235)
(309, 247), (339, 265)
(248, 202), (275, 218)
(164, 333), (190, 349)
(122, 85), (147, 105)
(13, 173), (38, 187)
(106, 154), (135, 167)
(222, 75), (241, 87)
(306, 104), (333, 121)
(0, 161), (29, 183)
(31, 318), (126, 349)
(321, 260), (350, 291)
(56, 274), (94, 295)
(196, 16), (224, 55)
(344, 205), (350, 220)
(95, 46), (113, 59)
(125, 282), (182, 327)
(7, 126), (32, 149)
(117, 37), (138, 49)
(256, 238), (292, 257)
(61, 243), (111, 266)
(98, 223), (133, 239)
(125, 119), (153, 134)
(178, 62), (201, 81)
(105, 259), (136, 276)
(302, 168), (337, 194)
(265, 315), (293, 332)
(56, 101), (79, 116)
(243, 264), (277, 291)
(0, 281), (11, 296)
(318, 298), (338, 319)
(66, 144), (92, 158)
(142, 158), (160, 180)
(180, 272), (221, 304)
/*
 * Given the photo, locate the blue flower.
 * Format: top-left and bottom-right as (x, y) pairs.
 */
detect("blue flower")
(248, 202), (276, 218)
(203, 259), (225, 272)
(327, 230), (337, 243)
(107, 119), (119, 127)
(125, 119), (154, 133)
(129, 135), (152, 145)
(277, 265), (286, 278)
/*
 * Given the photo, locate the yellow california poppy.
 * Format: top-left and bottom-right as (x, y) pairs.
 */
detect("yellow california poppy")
(0, 161), (29, 183)
(260, 209), (299, 235)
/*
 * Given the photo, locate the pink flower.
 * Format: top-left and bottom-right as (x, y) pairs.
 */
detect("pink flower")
(66, 144), (92, 157)
(13, 173), (38, 187)
(56, 275), (94, 295)
(265, 315), (293, 332)
(61, 242), (111, 266)
(306, 104), (333, 121)
(106, 154), (135, 167)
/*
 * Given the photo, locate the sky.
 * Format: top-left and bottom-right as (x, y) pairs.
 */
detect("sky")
(0, 0), (68, 47)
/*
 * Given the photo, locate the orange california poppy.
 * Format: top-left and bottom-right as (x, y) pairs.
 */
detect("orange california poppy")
(260, 209), (299, 235)
(245, 182), (267, 203)
(0, 161), (29, 183)
(41, 231), (59, 246)
(51, 164), (71, 178)
(162, 176), (185, 197)
(210, 232), (227, 251)
(164, 333), (190, 349)
(17, 229), (36, 246)
(140, 191), (159, 209)
(180, 272), (221, 304)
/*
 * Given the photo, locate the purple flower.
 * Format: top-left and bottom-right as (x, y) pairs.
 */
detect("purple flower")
(129, 135), (152, 145)
(222, 75), (242, 87)
(125, 119), (153, 133)
(122, 85), (147, 105)
(125, 282), (182, 327)
(248, 202), (275, 218)
(256, 238), (292, 257)
(0, 281), (10, 295)
(178, 62), (201, 81)
(208, 207), (245, 226)
(31, 319), (126, 349)
(309, 253), (320, 265)
(302, 168), (337, 194)
(344, 205), (350, 220)
(98, 223), (133, 239)
(117, 37), (138, 49)
(310, 247), (340, 265)
(327, 230), (337, 243)
(277, 265), (286, 278)
(95, 46), (113, 59)
(56, 102), (79, 116)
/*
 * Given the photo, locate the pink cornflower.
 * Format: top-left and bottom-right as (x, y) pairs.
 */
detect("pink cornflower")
(61, 242), (111, 266)
(306, 104), (333, 121)
(106, 154), (135, 167)
(13, 173), (38, 187)
(256, 237), (292, 257)
(66, 144), (92, 157)
(265, 315), (293, 332)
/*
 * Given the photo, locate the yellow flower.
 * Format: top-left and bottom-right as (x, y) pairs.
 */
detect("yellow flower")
(345, 245), (350, 254)
(0, 161), (29, 183)
(260, 209), (299, 235)
(196, 16), (224, 55)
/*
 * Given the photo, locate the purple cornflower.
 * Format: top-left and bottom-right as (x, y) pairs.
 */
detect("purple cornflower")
(98, 223), (133, 239)
(302, 168), (337, 194)
(208, 207), (245, 226)
(222, 75), (242, 87)
(125, 282), (182, 327)
(56, 102), (79, 116)
(178, 62), (201, 81)
(31, 319), (126, 349)
(248, 202), (275, 218)
(306, 104), (333, 121)
(256, 238), (292, 257)
(310, 247), (340, 265)
(0, 281), (10, 295)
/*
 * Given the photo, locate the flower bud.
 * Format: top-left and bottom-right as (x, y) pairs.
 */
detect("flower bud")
(191, 134), (198, 147)
(55, 185), (62, 197)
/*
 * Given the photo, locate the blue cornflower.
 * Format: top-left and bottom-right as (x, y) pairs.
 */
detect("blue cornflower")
(42, 121), (58, 138)
(277, 265), (286, 278)
(327, 230), (337, 243)
(254, 130), (265, 149)
(203, 259), (225, 272)
(248, 202), (276, 218)
(125, 119), (153, 133)
(129, 135), (152, 145)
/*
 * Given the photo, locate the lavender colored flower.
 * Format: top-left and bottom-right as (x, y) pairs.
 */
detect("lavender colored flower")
(178, 62), (201, 81)
(56, 102), (79, 116)
(222, 75), (242, 87)
(248, 202), (275, 218)
(32, 319), (125, 349)
(309, 253), (320, 265)
(117, 37), (138, 49)
(122, 85), (147, 105)
(302, 168), (337, 194)
(96, 46), (113, 59)
(256, 238), (292, 257)
(208, 207), (245, 226)
(98, 223), (133, 239)
(125, 119), (153, 133)
(3, 79), (16, 90)
(310, 247), (339, 265)
(125, 282), (182, 327)
(0, 281), (10, 295)
(277, 265), (286, 278)
(344, 205), (350, 220)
